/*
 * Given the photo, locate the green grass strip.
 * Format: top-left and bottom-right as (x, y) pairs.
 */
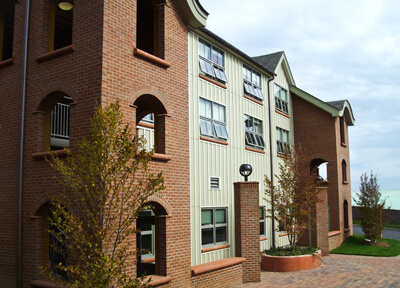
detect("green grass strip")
(330, 234), (400, 257)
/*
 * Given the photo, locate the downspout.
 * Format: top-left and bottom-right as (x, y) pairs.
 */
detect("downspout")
(267, 75), (275, 248)
(18, 0), (31, 286)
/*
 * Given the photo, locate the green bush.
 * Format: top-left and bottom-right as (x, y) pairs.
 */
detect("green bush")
(263, 246), (318, 256)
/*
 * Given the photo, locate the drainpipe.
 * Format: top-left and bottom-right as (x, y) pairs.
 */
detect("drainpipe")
(267, 75), (275, 248)
(18, 0), (31, 286)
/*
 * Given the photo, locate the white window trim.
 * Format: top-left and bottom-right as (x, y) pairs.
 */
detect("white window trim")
(199, 97), (229, 140)
(244, 114), (265, 150)
(274, 84), (289, 114)
(201, 207), (229, 248)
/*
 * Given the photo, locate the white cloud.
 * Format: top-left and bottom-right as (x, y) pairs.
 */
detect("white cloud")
(200, 0), (400, 190)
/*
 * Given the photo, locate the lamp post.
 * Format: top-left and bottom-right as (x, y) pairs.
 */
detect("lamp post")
(239, 164), (252, 182)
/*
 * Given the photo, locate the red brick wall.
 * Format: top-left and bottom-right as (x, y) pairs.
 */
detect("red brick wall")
(1, 0), (193, 286)
(292, 95), (352, 248)
(191, 263), (244, 288)
(234, 182), (260, 283)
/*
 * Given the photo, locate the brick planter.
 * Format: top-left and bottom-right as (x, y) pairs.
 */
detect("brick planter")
(261, 250), (322, 272)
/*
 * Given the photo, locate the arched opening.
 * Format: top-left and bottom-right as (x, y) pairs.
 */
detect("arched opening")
(136, 201), (168, 277)
(35, 202), (68, 280)
(134, 94), (168, 154)
(342, 160), (347, 183)
(38, 92), (73, 151)
(311, 158), (328, 181)
(343, 200), (349, 230)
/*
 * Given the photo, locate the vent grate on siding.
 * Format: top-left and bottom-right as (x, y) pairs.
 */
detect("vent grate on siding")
(209, 177), (220, 190)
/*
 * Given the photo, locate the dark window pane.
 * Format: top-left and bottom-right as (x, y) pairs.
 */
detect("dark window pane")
(202, 228), (214, 245)
(260, 222), (265, 235)
(216, 227), (227, 243)
(141, 234), (152, 254)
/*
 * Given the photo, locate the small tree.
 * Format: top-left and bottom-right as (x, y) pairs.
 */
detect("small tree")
(354, 171), (387, 243)
(45, 101), (164, 287)
(264, 146), (320, 253)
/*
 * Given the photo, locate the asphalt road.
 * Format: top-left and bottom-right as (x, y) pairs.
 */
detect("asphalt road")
(353, 224), (400, 240)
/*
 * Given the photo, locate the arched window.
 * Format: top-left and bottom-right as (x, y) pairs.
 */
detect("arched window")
(343, 200), (349, 229)
(342, 160), (347, 183)
(50, 96), (73, 150)
(311, 158), (328, 181)
(134, 94), (168, 155)
(36, 202), (68, 280)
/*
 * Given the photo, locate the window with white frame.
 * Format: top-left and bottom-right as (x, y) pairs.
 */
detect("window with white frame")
(244, 115), (265, 149)
(243, 65), (264, 101)
(141, 113), (154, 124)
(275, 84), (289, 114)
(138, 210), (155, 260)
(276, 127), (290, 155)
(199, 98), (228, 140)
(198, 39), (228, 84)
(259, 206), (266, 236)
(50, 96), (73, 150)
(201, 207), (228, 247)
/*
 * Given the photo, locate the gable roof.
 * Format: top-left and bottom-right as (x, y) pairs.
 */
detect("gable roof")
(252, 52), (284, 72)
(290, 86), (355, 126)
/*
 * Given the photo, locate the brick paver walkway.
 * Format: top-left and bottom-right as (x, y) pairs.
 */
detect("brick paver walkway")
(238, 254), (400, 287)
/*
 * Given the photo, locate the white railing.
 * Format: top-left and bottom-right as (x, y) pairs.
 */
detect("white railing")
(50, 102), (70, 148)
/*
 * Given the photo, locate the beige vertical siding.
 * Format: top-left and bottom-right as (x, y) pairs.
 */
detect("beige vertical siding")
(189, 31), (290, 266)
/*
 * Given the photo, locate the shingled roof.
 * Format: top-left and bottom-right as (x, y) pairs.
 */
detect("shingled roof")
(252, 51), (285, 72)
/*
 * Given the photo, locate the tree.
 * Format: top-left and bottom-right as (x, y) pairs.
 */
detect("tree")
(45, 101), (165, 287)
(264, 146), (320, 253)
(354, 171), (387, 243)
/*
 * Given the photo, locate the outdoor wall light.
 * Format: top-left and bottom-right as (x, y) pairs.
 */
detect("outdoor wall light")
(239, 164), (252, 182)
(58, 0), (73, 11)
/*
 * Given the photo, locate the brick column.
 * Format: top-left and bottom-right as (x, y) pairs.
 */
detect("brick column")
(234, 181), (260, 283)
(156, 215), (170, 276)
(156, 114), (170, 154)
(316, 184), (329, 255)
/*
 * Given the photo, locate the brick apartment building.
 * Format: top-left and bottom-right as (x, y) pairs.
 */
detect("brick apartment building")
(0, 0), (354, 287)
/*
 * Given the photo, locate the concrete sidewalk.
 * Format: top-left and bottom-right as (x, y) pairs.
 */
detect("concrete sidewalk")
(238, 254), (400, 288)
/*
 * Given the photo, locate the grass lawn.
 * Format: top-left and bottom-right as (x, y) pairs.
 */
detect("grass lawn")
(330, 234), (400, 257)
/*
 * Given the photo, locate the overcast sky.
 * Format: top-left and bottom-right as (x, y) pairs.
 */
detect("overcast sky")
(199, 0), (400, 192)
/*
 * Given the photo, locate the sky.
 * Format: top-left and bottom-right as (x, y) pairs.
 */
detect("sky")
(199, 0), (400, 193)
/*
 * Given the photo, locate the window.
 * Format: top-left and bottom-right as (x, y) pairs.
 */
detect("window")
(141, 113), (154, 124)
(50, 96), (72, 150)
(259, 206), (265, 236)
(343, 200), (349, 229)
(275, 84), (289, 114)
(138, 210), (155, 260)
(209, 177), (220, 190)
(243, 65), (263, 101)
(199, 98), (228, 140)
(49, 222), (68, 280)
(49, 0), (73, 51)
(340, 117), (346, 145)
(198, 39), (227, 84)
(276, 127), (290, 155)
(137, 0), (165, 58)
(342, 160), (347, 183)
(201, 207), (228, 247)
(0, 2), (14, 61)
(244, 115), (265, 149)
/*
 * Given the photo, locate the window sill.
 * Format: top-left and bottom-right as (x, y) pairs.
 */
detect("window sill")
(279, 233), (288, 237)
(30, 279), (61, 288)
(32, 149), (70, 160)
(141, 275), (172, 287)
(137, 121), (154, 129)
(342, 180), (349, 185)
(151, 153), (171, 162)
(260, 237), (268, 241)
(199, 74), (227, 89)
(277, 153), (290, 158)
(133, 48), (171, 69)
(141, 257), (156, 263)
(36, 45), (75, 63)
(328, 230), (341, 237)
(200, 136), (228, 146)
(191, 257), (246, 276)
(341, 142), (347, 147)
(244, 95), (263, 106)
(344, 228), (350, 233)
(0, 57), (14, 69)
(201, 244), (230, 253)
(275, 109), (290, 118)
(245, 146), (265, 154)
